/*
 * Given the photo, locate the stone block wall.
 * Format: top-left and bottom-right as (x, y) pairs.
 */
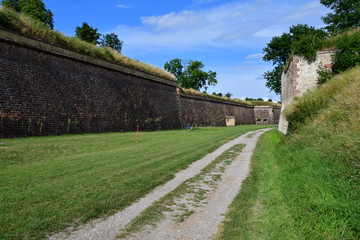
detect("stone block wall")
(278, 51), (334, 134)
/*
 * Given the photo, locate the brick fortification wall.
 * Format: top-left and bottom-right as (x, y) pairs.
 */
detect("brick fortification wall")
(0, 29), (261, 138)
(0, 29), (181, 137)
(180, 93), (255, 127)
(278, 51), (334, 134)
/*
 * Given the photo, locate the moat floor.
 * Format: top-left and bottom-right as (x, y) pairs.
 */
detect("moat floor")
(50, 128), (271, 240)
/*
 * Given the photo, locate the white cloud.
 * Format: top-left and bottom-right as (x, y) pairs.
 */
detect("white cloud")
(113, 0), (327, 52)
(246, 53), (263, 59)
(141, 11), (204, 31)
(116, 4), (129, 8)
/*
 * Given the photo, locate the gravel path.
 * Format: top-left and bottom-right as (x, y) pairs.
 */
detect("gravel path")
(50, 128), (271, 240)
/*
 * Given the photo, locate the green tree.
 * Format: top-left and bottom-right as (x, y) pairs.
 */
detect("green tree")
(321, 0), (360, 32)
(1, 0), (54, 29)
(100, 33), (123, 52)
(264, 65), (282, 95)
(164, 59), (217, 90)
(224, 92), (232, 98)
(263, 24), (327, 95)
(75, 22), (101, 44)
(164, 58), (184, 79)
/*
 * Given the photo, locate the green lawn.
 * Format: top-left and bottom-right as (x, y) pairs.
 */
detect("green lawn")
(0, 125), (271, 239)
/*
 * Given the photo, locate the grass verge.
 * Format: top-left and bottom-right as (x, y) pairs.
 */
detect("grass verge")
(0, 125), (271, 239)
(218, 129), (360, 239)
(216, 130), (299, 240)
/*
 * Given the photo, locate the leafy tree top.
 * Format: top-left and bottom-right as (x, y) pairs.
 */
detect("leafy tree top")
(100, 33), (123, 52)
(75, 22), (101, 44)
(321, 0), (360, 32)
(164, 58), (217, 91)
(263, 24), (327, 66)
(1, 0), (54, 29)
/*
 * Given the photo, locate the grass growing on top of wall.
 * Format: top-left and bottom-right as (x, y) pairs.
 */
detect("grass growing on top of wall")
(217, 67), (360, 239)
(180, 89), (281, 107)
(181, 88), (253, 106)
(0, 7), (174, 81)
(0, 125), (271, 239)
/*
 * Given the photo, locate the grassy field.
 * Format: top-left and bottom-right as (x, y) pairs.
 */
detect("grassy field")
(0, 125), (271, 239)
(218, 67), (360, 239)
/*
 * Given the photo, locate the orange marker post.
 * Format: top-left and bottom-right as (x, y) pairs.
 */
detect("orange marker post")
(136, 125), (139, 142)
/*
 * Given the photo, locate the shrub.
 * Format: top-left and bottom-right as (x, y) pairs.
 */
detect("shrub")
(316, 66), (331, 85)
(292, 33), (326, 61)
(332, 31), (360, 73)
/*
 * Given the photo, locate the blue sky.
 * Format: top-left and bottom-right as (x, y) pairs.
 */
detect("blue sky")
(43, 0), (330, 102)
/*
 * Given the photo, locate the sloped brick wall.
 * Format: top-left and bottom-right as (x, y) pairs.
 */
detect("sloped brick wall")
(0, 29), (181, 137)
(0, 29), (275, 138)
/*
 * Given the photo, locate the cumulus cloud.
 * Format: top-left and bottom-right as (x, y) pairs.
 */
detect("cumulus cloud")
(113, 0), (327, 52)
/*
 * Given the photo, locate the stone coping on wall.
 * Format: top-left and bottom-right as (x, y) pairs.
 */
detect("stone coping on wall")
(0, 28), (177, 87)
(180, 92), (254, 109)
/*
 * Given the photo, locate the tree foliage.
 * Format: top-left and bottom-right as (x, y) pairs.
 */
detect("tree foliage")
(263, 24), (327, 95)
(164, 58), (183, 79)
(263, 65), (282, 95)
(164, 59), (217, 90)
(100, 33), (123, 52)
(321, 0), (360, 32)
(1, 0), (54, 29)
(75, 22), (101, 44)
(224, 92), (232, 98)
(332, 31), (360, 73)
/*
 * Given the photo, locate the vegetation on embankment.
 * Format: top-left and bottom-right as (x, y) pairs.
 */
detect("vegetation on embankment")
(284, 66), (360, 133)
(218, 67), (360, 239)
(0, 7), (174, 80)
(0, 125), (271, 239)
